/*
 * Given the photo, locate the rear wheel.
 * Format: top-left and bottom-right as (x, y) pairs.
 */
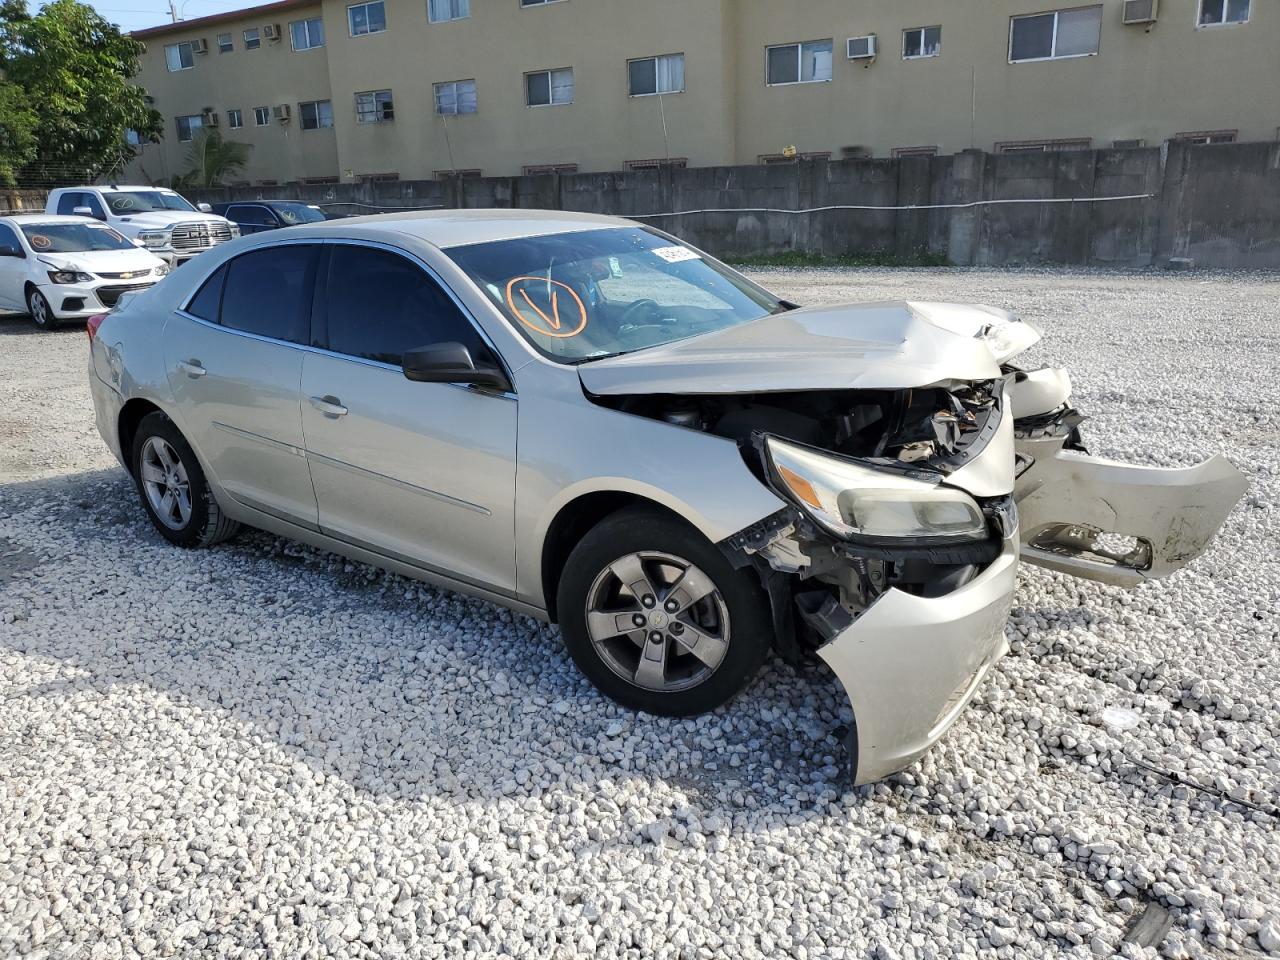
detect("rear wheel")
(557, 507), (771, 716)
(130, 411), (240, 547)
(26, 288), (55, 329)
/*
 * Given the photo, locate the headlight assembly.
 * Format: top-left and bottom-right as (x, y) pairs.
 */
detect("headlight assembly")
(137, 231), (171, 250)
(153, 264), (170, 277)
(46, 269), (93, 284)
(764, 436), (988, 543)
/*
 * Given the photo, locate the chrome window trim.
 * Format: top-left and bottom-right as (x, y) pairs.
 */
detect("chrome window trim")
(173, 236), (517, 399)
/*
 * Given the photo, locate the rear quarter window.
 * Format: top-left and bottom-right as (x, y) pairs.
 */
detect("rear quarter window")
(186, 265), (226, 321)
(219, 245), (318, 344)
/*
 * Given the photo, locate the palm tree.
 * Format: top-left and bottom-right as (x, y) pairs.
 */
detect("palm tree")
(181, 128), (251, 187)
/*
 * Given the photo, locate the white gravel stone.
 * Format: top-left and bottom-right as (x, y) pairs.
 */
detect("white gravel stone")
(2, 266), (1279, 959)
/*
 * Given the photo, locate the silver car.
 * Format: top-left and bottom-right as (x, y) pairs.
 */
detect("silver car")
(86, 211), (1247, 784)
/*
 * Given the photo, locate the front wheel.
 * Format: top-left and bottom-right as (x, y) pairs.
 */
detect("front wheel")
(557, 507), (771, 716)
(27, 288), (55, 329)
(130, 411), (240, 548)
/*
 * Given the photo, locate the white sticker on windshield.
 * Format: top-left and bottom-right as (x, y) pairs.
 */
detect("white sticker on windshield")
(651, 245), (700, 264)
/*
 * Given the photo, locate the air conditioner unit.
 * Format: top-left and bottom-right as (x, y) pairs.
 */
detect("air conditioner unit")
(262, 23), (281, 41)
(1122, 0), (1158, 24)
(847, 34), (877, 60)
(190, 37), (208, 54)
(272, 104), (292, 122)
(202, 109), (219, 126)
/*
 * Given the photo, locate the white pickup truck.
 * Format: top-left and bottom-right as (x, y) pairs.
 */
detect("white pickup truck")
(45, 186), (239, 266)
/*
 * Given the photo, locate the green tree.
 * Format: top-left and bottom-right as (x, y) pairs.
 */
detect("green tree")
(0, 0), (162, 184)
(0, 78), (38, 186)
(180, 127), (251, 187)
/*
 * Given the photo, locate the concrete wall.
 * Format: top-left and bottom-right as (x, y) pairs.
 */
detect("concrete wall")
(180, 141), (1280, 269)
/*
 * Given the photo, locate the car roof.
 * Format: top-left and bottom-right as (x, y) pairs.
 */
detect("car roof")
(55, 185), (176, 193)
(286, 208), (638, 249)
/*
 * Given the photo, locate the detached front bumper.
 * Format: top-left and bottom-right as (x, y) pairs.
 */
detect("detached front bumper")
(817, 532), (1018, 785)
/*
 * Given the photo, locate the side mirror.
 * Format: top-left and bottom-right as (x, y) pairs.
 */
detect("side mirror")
(72, 205), (102, 220)
(0, 245), (23, 258)
(197, 202), (213, 213)
(402, 341), (511, 392)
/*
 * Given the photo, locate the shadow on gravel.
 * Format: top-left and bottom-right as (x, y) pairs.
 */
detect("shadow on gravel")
(0, 466), (851, 822)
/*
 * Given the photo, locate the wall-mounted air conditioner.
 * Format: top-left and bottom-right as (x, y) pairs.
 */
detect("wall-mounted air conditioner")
(1122, 0), (1158, 24)
(272, 104), (292, 122)
(202, 108), (219, 126)
(847, 35), (877, 60)
(190, 37), (208, 54)
(263, 23), (282, 41)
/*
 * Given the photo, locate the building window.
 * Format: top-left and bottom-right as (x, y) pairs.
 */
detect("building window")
(299, 99), (334, 130)
(257, 179), (279, 187)
(164, 41), (195, 72)
(1010, 7), (1102, 62)
(628, 53), (685, 96)
(435, 169), (481, 179)
(243, 27), (260, 49)
(522, 163), (578, 175)
(253, 106), (271, 126)
(1198, 0), (1249, 25)
(428, 0), (468, 22)
(355, 89), (394, 123)
(902, 26), (941, 59)
(520, 0), (564, 6)
(361, 171), (401, 182)
(302, 176), (340, 184)
(216, 32), (233, 53)
(1174, 129), (1237, 144)
(175, 114), (204, 142)
(525, 68), (573, 106)
(1113, 138), (1145, 149)
(434, 79), (477, 115)
(625, 158), (688, 170)
(758, 151), (831, 164)
(348, 0), (386, 36)
(291, 17), (325, 51)
(995, 137), (1092, 153)
(893, 145), (938, 157)
(766, 40), (833, 86)
(228, 108), (243, 128)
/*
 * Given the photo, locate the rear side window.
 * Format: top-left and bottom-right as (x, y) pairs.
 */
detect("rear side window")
(227, 205), (276, 226)
(56, 192), (83, 215)
(321, 245), (488, 366)
(186, 265), (226, 321)
(220, 245), (318, 344)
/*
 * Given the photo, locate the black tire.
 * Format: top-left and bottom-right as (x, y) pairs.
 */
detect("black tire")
(557, 506), (771, 716)
(26, 287), (56, 329)
(130, 411), (240, 548)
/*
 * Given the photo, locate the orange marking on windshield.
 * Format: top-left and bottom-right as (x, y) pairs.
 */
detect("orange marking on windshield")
(504, 277), (588, 339)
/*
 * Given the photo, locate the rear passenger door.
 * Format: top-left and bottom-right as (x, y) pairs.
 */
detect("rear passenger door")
(163, 243), (321, 526)
(299, 241), (518, 593)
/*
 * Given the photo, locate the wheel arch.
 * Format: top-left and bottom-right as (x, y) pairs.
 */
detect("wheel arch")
(117, 398), (166, 474)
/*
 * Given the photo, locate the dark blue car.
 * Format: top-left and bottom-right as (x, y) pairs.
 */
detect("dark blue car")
(210, 200), (330, 235)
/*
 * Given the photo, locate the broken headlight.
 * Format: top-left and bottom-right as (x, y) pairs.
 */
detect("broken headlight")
(764, 437), (988, 543)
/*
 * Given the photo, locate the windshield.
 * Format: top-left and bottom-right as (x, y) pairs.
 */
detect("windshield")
(22, 223), (137, 253)
(446, 227), (784, 362)
(272, 202), (327, 225)
(101, 191), (196, 214)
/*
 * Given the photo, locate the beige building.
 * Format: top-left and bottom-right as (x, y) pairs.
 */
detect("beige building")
(126, 0), (1279, 185)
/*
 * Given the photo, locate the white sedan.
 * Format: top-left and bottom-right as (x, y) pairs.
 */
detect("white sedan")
(0, 214), (170, 329)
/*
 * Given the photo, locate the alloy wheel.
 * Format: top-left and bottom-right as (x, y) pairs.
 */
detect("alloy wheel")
(140, 436), (193, 530)
(584, 551), (731, 693)
(29, 291), (50, 326)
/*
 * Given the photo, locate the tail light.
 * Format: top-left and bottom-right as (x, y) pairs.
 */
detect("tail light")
(86, 313), (107, 343)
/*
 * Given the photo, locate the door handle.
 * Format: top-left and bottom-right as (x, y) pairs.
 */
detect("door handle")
(309, 395), (348, 418)
(178, 359), (206, 378)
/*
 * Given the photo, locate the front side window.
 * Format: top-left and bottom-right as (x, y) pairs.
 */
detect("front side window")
(355, 90), (394, 123)
(1010, 6), (1102, 62)
(428, 0), (469, 22)
(227, 108), (243, 128)
(102, 190), (196, 214)
(348, 0), (386, 36)
(434, 79), (477, 115)
(254, 106), (271, 126)
(217, 32), (233, 53)
(1199, 0), (1250, 25)
(299, 100), (334, 130)
(243, 27), (261, 49)
(628, 53), (685, 96)
(226, 205), (277, 226)
(766, 39), (833, 85)
(446, 227), (785, 363)
(291, 17), (325, 51)
(903, 25), (941, 59)
(322, 245), (489, 366)
(526, 68), (574, 106)
(164, 41), (194, 71)
(219, 245), (319, 344)
(175, 114), (203, 142)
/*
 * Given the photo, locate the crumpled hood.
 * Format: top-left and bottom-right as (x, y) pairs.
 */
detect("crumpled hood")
(578, 301), (1041, 396)
(38, 247), (164, 276)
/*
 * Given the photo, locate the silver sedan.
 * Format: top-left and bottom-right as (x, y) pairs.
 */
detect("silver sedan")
(86, 211), (1246, 783)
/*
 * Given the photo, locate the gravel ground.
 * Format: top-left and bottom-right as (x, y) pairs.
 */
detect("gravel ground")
(1, 266), (1278, 960)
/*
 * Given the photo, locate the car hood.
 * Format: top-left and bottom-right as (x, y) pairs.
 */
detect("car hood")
(577, 301), (1042, 396)
(112, 211), (229, 228)
(38, 248), (165, 275)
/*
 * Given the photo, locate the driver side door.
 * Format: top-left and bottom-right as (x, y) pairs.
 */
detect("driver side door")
(0, 223), (28, 310)
(299, 241), (519, 594)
